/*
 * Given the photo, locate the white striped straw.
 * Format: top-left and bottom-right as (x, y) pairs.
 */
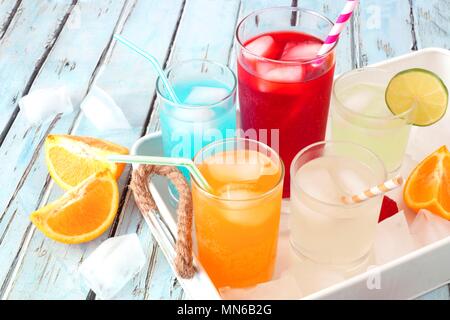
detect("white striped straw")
(107, 154), (212, 192)
(341, 175), (404, 205)
(318, 0), (359, 56)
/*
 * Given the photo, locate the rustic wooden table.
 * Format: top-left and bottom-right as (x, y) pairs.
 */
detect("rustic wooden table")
(0, 0), (449, 300)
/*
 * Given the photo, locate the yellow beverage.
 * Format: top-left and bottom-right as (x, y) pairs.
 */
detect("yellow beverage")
(192, 139), (283, 288)
(331, 68), (413, 174)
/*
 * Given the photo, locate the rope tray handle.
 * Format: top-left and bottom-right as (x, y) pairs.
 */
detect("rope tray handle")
(130, 164), (195, 279)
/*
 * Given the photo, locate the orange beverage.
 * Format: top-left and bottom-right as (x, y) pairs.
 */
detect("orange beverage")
(192, 138), (284, 288)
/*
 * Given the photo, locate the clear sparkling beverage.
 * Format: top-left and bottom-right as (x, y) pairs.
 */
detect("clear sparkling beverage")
(290, 141), (386, 265)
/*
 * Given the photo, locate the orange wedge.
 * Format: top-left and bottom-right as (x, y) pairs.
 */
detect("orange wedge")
(404, 146), (450, 220)
(30, 171), (119, 244)
(45, 135), (128, 190)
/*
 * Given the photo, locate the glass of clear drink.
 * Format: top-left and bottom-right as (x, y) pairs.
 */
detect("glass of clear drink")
(290, 141), (387, 266)
(331, 68), (414, 174)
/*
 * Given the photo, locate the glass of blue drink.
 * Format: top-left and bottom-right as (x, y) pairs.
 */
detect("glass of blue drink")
(156, 59), (237, 199)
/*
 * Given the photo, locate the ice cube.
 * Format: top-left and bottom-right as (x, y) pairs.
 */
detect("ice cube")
(338, 84), (382, 114)
(331, 167), (369, 196)
(296, 167), (340, 203)
(410, 209), (450, 247)
(19, 87), (74, 125)
(218, 186), (273, 225)
(220, 273), (302, 300)
(256, 63), (303, 83)
(171, 105), (216, 123)
(219, 185), (259, 201)
(80, 86), (131, 131)
(374, 211), (415, 264)
(184, 86), (229, 105)
(205, 157), (263, 182)
(245, 35), (275, 59)
(79, 234), (146, 300)
(258, 154), (279, 176)
(281, 42), (322, 61)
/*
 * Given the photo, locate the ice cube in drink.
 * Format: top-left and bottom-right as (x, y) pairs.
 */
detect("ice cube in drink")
(242, 35), (277, 61)
(280, 42), (322, 61)
(331, 70), (412, 173)
(290, 155), (383, 265)
(192, 147), (283, 288)
(184, 86), (230, 105)
(237, 30), (336, 197)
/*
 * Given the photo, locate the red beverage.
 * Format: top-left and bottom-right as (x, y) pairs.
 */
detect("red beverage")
(237, 31), (336, 197)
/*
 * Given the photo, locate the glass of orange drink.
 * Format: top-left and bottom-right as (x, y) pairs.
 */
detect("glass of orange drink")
(192, 138), (284, 288)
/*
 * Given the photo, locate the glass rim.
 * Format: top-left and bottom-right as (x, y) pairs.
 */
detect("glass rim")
(290, 140), (388, 208)
(156, 58), (237, 110)
(192, 137), (285, 202)
(235, 6), (338, 65)
(333, 67), (416, 121)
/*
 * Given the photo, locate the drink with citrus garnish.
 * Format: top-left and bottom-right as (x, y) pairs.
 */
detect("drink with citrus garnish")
(332, 67), (448, 174)
(236, 7), (336, 197)
(331, 68), (412, 174)
(192, 138), (284, 288)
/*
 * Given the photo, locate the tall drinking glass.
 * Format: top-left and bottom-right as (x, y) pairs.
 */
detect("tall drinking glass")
(290, 141), (387, 266)
(156, 59), (236, 197)
(236, 7), (336, 197)
(331, 68), (413, 174)
(192, 138), (284, 288)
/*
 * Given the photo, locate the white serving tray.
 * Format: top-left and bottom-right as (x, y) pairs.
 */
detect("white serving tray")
(131, 48), (450, 300)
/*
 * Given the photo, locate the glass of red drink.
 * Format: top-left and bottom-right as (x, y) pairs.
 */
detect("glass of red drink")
(236, 7), (336, 197)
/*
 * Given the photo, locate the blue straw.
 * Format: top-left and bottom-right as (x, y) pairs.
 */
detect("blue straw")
(113, 34), (181, 104)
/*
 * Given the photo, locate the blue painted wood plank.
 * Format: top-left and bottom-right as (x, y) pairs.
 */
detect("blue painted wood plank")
(0, 0), (74, 139)
(3, 0), (185, 300)
(75, 0), (185, 300)
(226, 0), (292, 74)
(0, 0), (129, 299)
(0, 0), (20, 39)
(417, 285), (450, 300)
(116, 0), (244, 300)
(412, 0), (450, 50)
(169, 0), (241, 64)
(2, 0), (448, 300)
(354, 0), (414, 66)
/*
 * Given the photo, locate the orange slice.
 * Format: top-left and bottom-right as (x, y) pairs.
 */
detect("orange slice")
(404, 146), (450, 220)
(30, 171), (119, 244)
(45, 135), (128, 190)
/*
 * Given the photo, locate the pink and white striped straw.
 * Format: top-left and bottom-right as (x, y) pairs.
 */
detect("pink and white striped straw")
(318, 0), (359, 56)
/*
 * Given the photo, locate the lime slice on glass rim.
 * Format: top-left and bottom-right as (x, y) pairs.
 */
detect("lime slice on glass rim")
(385, 68), (448, 126)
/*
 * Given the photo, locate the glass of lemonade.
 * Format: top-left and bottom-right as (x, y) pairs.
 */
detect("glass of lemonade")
(331, 68), (414, 174)
(290, 141), (387, 266)
(192, 138), (284, 288)
(156, 59), (237, 188)
(236, 7), (337, 197)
